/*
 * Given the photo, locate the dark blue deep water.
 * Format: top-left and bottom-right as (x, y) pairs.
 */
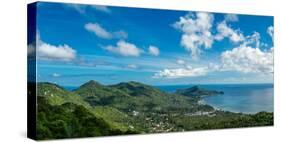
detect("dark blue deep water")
(156, 84), (273, 114)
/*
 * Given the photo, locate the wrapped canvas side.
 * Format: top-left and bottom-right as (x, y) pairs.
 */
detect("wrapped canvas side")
(27, 2), (37, 140)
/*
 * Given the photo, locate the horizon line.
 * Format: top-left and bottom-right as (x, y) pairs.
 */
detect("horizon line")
(34, 81), (274, 87)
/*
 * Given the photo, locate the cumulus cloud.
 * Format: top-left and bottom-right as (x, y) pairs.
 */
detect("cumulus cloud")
(220, 45), (273, 74)
(154, 44), (273, 79)
(28, 32), (77, 61)
(216, 27), (272, 75)
(173, 12), (214, 59)
(85, 23), (127, 39)
(162, 13), (273, 79)
(85, 23), (112, 39)
(104, 43), (160, 57)
(267, 26), (274, 39)
(214, 14), (246, 44)
(208, 62), (221, 71)
(243, 31), (261, 48)
(215, 21), (244, 43)
(153, 66), (208, 78)
(153, 61), (222, 79)
(172, 12), (246, 59)
(148, 45), (160, 56)
(37, 42), (77, 61)
(104, 40), (142, 57)
(224, 14), (239, 22)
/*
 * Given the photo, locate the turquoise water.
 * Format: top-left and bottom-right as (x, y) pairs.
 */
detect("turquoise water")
(157, 84), (273, 114)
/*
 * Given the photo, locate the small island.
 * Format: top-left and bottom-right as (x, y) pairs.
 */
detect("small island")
(175, 85), (224, 98)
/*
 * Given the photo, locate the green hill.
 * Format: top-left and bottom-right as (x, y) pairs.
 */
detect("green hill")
(75, 81), (207, 112)
(36, 82), (139, 140)
(35, 81), (273, 140)
(37, 82), (90, 107)
(110, 81), (165, 96)
(175, 85), (224, 98)
(36, 96), (136, 140)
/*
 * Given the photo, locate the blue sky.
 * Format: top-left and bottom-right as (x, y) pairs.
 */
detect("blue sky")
(29, 2), (274, 86)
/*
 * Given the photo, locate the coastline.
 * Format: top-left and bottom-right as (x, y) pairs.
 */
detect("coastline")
(62, 83), (273, 114)
(35, 81), (274, 140)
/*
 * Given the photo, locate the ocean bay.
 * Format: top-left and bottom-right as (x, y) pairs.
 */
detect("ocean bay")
(157, 84), (273, 114)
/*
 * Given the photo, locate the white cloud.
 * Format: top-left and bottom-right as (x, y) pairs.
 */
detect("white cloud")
(28, 32), (77, 61)
(177, 59), (185, 65)
(153, 67), (208, 78)
(27, 43), (35, 56)
(267, 26), (274, 39)
(85, 23), (112, 39)
(85, 23), (127, 39)
(215, 21), (244, 43)
(220, 45), (273, 74)
(66, 4), (87, 14)
(148, 45), (160, 56)
(243, 31), (261, 48)
(66, 4), (111, 14)
(52, 73), (61, 77)
(155, 15), (273, 79)
(224, 14), (239, 22)
(91, 5), (111, 13)
(127, 64), (138, 69)
(155, 45), (273, 79)
(37, 42), (76, 61)
(104, 40), (142, 57)
(173, 12), (214, 59)
(208, 62), (221, 71)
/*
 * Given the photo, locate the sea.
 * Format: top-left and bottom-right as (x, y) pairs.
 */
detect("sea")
(156, 84), (274, 114)
(64, 84), (274, 114)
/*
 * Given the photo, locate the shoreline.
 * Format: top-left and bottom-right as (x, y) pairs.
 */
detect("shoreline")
(39, 81), (274, 115)
(198, 98), (273, 115)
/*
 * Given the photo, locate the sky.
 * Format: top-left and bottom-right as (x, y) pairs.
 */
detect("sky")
(28, 2), (274, 86)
